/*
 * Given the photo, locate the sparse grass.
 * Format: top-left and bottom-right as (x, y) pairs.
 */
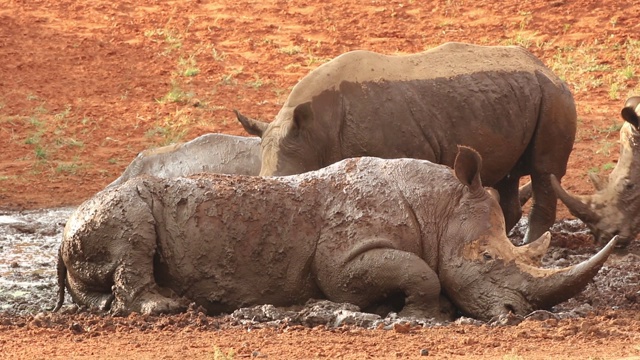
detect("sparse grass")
(178, 55), (200, 77)
(596, 141), (614, 156)
(144, 28), (183, 54)
(212, 48), (226, 61)
(279, 45), (302, 55)
(55, 162), (81, 174)
(246, 74), (264, 89)
(54, 105), (72, 121)
(156, 80), (193, 104)
(220, 67), (243, 85)
(211, 346), (235, 360)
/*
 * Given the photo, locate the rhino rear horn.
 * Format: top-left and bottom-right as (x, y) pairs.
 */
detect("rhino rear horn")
(587, 172), (607, 191)
(550, 174), (601, 224)
(454, 146), (483, 191)
(234, 110), (269, 137)
(514, 231), (551, 265)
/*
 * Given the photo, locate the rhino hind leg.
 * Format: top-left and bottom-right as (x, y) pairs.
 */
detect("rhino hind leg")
(494, 176), (523, 234)
(315, 248), (452, 321)
(103, 197), (188, 316)
(524, 173), (558, 244)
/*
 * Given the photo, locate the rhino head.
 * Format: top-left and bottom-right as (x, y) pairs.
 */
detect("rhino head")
(551, 96), (640, 247)
(235, 103), (328, 176)
(438, 147), (617, 321)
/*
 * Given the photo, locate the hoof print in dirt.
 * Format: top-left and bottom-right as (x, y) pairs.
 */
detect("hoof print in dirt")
(54, 148), (617, 322)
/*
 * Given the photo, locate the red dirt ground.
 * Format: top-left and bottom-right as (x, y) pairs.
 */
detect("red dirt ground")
(1, 0), (639, 358)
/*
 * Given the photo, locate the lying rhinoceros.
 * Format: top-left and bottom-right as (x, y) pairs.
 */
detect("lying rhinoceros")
(234, 42), (577, 244)
(54, 147), (615, 321)
(552, 96), (640, 247)
(106, 133), (261, 189)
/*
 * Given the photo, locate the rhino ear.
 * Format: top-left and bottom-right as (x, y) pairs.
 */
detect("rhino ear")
(234, 110), (269, 137)
(454, 146), (483, 192)
(621, 107), (639, 130)
(291, 102), (314, 133)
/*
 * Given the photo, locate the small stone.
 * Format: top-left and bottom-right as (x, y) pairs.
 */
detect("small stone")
(10, 262), (19, 268)
(392, 322), (411, 333)
(420, 348), (429, 356)
(69, 322), (84, 334)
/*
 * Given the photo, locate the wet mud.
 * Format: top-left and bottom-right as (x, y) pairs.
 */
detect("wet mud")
(1, 207), (638, 327)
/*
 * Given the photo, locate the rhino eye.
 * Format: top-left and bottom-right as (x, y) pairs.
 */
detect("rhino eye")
(482, 252), (493, 261)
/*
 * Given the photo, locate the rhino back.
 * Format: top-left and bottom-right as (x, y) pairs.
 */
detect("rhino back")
(147, 174), (324, 313)
(304, 157), (460, 272)
(278, 43), (567, 185)
(107, 134), (261, 189)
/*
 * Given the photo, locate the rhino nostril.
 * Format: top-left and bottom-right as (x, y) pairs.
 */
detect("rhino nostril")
(504, 304), (516, 314)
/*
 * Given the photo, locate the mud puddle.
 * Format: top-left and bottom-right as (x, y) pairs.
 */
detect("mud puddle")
(0, 208), (638, 327)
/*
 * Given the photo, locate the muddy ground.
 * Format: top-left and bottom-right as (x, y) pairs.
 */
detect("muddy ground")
(1, 0), (640, 358)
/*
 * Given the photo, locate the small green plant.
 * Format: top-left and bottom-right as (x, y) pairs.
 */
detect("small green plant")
(279, 45), (302, 55)
(144, 28), (183, 54)
(502, 354), (524, 360)
(178, 55), (200, 77)
(54, 105), (72, 121)
(220, 67), (243, 85)
(34, 145), (47, 160)
(608, 82), (621, 100)
(620, 66), (635, 80)
(157, 81), (192, 104)
(211, 346), (235, 360)
(212, 48), (226, 61)
(55, 162), (80, 174)
(246, 74), (264, 89)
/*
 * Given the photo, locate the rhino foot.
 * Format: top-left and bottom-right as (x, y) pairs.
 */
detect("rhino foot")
(399, 295), (456, 322)
(111, 290), (189, 316)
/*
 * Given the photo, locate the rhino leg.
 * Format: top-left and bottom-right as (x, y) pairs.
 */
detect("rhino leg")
(494, 176), (522, 234)
(107, 199), (189, 315)
(524, 173), (557, 244)
(315, 248), (452, 321)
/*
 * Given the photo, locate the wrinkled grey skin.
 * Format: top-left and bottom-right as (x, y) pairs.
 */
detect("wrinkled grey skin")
(235, 42), (577, 244)
(552, 96), (640, 247)
(106, 134), (261, 189)
(55, 147), (615, 321)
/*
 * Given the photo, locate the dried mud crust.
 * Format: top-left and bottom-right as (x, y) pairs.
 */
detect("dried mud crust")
(2, 0), (640, 358)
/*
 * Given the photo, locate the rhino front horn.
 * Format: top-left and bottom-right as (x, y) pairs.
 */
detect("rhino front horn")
(550, 174), (601, 224)
(523, 235), (618, 309)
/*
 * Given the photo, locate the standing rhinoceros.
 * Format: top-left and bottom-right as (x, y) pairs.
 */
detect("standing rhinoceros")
(54, 147), (615, 321)
(235, 42), (577, 244)
(551, 96), (640, 247)
(106, 133), (261, 189)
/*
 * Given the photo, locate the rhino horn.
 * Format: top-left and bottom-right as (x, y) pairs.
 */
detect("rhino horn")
(513, 231), (551, 265)
(587, 172), (607, 191)
(520, 236), (618, 309)
(550, 174), (601, 224)
(234, 110), (269, 137)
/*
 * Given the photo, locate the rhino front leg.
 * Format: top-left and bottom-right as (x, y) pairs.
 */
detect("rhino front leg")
(315, 248), (452, 321)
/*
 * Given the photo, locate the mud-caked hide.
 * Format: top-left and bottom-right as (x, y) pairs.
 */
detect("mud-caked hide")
(56, 147), (615, 321)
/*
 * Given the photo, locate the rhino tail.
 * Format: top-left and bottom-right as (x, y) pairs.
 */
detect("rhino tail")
(52, 245), (67, 312)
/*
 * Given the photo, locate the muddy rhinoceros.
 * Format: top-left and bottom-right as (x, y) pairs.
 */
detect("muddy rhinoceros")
(551, 96), (640, 247)
(106, 133), (261, 189)
(54, 147), (615, 321)
(234, 42), (577, 245)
